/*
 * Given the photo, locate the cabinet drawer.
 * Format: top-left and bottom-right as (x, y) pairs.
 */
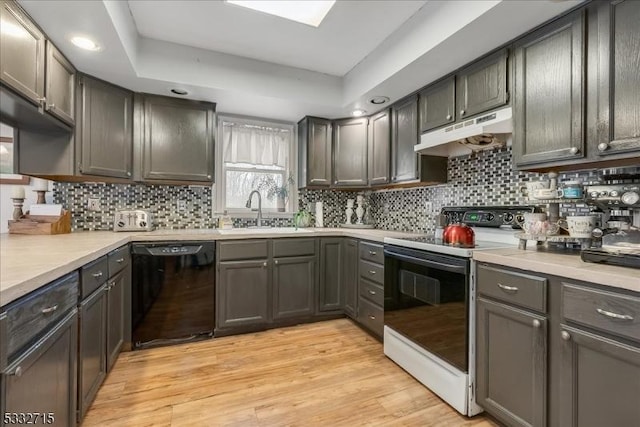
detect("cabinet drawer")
(108, 245), (129, 276)
(359, 241), (384, 264)
(562, 283), (640, 342)
(5, 272), (78, 359)
(359, 278), (383, 306)
(357, 296), (383, 337)
(359, 259), (384, 285)
(477, 264), (547, 313)
(81, 256), (108, 297)
(272, 238), (316, 257)
(218, 240), (268, 261)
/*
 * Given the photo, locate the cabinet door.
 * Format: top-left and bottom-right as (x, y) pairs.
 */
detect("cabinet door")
(2, 309), (77, 427)
(514, 10), (585, 167)
(368, 110), (390, 185)
(588, 0), (640, 159)
(78, 75), (133, 178)
(419, 76), (456, 133)
(45, 41), (75, 126)
(476, 297), (547, 427)
(0, 0), (45, 105)
(391, 95), (419, 183)
(457, 49), (508, 120)
(307, 118), (332, 186)
(333, 117), (368, 187)
(559, 325), (640, 427)
(141, 94), (215, 182)
(318, 238), (343, 313)
(78, 285), (107, 420)
(217, 260), (269, 328)
(342, 239), (358, 318)
(106, 270), (125, 373)
(272, 256), (316, 320)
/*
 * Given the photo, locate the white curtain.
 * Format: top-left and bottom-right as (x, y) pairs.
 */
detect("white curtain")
(222, 121), (289, 168)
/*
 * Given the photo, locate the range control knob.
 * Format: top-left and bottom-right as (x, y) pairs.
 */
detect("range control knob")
(621, 191), (640, 206)
(485, 213), (495, 221)
(515, 214), (524, 224)
(609, 190), (620, 198)
(504, 213), (514, 223)
(590, 191), (600, 198)
(139, 221), (147, 228)
(600, 191), (609, 197)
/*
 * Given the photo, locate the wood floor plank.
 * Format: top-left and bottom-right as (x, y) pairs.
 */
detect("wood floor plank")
(81, 319), (497, 427)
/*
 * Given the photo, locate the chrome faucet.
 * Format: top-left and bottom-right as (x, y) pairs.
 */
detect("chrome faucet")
(246, 190), (263, 227)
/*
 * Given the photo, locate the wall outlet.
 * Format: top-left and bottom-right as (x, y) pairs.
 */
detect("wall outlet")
(87, 198), (100, 211)
(177, 200), (187, 212)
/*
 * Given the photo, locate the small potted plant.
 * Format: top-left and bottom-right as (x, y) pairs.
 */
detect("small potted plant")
(256, 172), (295, 212)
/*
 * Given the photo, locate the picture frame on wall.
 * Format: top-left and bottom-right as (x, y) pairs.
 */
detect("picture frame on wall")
(0, 124), (30, 185)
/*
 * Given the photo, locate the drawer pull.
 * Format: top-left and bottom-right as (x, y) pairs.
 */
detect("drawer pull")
(368, 251), (377, 256)
(41, 304), (58, 314)
(368, 290), (377, 295)
(9, 366), (23, 377)
(92, 271), (103, 279)
(561, 331), (571, 341)
(596, 308), (634, 321)
(532, 319), (541, 328)
(116, 258), (125, 263)
(369, 270), (377, 275)
(497, 283), (518, 293)
(368, 315), (376, 320)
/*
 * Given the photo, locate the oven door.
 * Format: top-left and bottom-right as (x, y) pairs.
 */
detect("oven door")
(384, 245), (470, 372)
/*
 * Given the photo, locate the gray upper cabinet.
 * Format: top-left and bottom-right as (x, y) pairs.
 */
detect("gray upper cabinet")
(333, 117), (368, 187)
(77, 75), (133, 178)
(216, 260), (269, 329)
(298, 117), (332, 187)
(139, 94), (215, 182)
(368, 110), (390, 185)
(419, 76), (456, 133)
(0, 0), (45, 106)
(456, 49), (508, 120)
(391, 95), (419, 183)
(514, 10), (586, 168)
(476, 297), (547, 427)
(587, 0), (640, 160)
(318, 238), (343, 313)
(272, 256), (316, 320)
(45, 41), (75, 126)
(342, 239), (358, 318)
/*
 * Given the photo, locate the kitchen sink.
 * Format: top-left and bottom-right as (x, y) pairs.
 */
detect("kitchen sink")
(217, 227), (313, 235)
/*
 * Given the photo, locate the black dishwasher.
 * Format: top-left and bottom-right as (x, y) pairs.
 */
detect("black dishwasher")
(131, 242), (215, 349)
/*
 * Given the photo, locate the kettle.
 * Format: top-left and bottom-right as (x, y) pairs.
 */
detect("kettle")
(443, 223), (475, 248)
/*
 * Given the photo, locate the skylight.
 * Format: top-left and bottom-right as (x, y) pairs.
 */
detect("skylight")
(226, 1), (336, 27)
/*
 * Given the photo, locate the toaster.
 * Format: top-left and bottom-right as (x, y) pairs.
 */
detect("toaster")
(113, 210), (154, 232)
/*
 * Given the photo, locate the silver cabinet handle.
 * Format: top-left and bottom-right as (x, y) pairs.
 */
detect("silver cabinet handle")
(460, 109), (465, 116)
(497, 283), (518, 293)
(446, 114), (452, 120)
(368, 250), (377, 256)
(92, 271), (103, 278)
(41, 304), (58, 314)
(263, 262), (268, 267)
(532, 319), (541, 328)
(10, 366), (23, 377)
(207, 175), (212, 179)
(597, 142), (609, 152)
(116, 258), (125, 263)
(596, 308), (634, 321)
(368, 315), (376, 320)
(274, 260), (279, 265)
(127, 172), (132, 177)
(46, 103), (55, 110)
(569, 147), (579, 155)
(368, 270), (376, 275)
(561, 331), (571, 341)
(368, 290), (376, 295)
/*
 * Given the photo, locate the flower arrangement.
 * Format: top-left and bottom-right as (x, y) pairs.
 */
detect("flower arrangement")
(256, 172), (295, 211)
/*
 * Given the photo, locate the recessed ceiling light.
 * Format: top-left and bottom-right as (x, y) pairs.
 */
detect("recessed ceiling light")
(226, 1), (336, 27)
(369, 96), (390, 105)
(170, 88), (189, 96)
(70, 36), (101, 51)
(352, 109), (366, 117)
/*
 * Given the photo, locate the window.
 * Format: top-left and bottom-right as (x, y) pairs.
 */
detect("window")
(216, 116), (296, 213)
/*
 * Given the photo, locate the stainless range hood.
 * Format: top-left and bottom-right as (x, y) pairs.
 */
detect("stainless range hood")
(415, 107), (512, 157)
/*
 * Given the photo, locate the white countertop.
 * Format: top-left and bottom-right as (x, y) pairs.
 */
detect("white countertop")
(473, 247), (640, 293)
(0, 228), (419, 307)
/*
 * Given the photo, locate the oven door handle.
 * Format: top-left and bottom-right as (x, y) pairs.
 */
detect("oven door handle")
(384, 250), (467, 274)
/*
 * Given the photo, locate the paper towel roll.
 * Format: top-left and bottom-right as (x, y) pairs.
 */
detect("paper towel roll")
(315, 201), (324, 228)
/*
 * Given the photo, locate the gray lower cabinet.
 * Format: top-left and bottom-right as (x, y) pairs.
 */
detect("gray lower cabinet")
(217, 260), (269, 329)
(587, 0), (640, 160)
(391, 95), (419, 183)
(298, 116), (332, 187)
(342, 239), (358, 318)
(1, 309), (78, 427)
(333, 117), (368, 187)
(44, 41), (75, 126)
(78, 284), (107, 420)
(476, 297), (547, 427)
(318, 238), (344, 313)
(272, 256), (316, 320)
(77, 74), (133, 178)
(419, 76), (455, 133)
(514, 9), (586, 168)
(138, 93), (215, 182)
(106, 269), (125, 372)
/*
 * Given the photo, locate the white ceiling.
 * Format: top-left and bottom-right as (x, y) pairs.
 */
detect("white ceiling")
(18, 0), (584, 122)
(128, 0), (427, 77)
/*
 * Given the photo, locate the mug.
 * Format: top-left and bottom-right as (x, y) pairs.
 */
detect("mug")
(559, 215), (596, 238)
(520, 181), (550, 197)
(532, 188), (563, 200)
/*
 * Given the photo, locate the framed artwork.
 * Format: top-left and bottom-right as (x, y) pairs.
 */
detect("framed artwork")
(0, 130), (30, 185)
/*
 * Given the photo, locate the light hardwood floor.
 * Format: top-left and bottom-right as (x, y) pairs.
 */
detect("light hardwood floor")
(83, 319), (498, 426)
